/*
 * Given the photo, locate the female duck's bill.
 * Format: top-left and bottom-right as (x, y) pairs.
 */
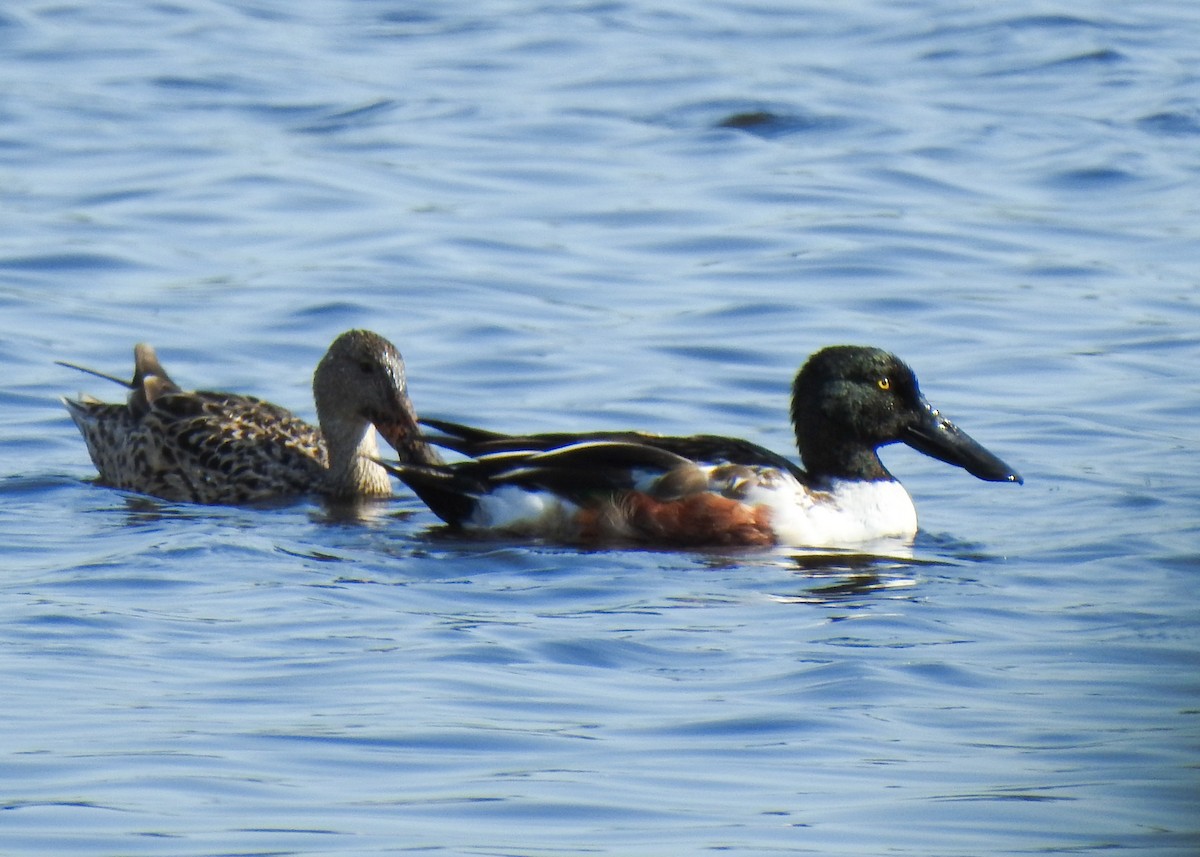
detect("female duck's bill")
(380, 345), (1021, 549)
(60, 329), (439, 505)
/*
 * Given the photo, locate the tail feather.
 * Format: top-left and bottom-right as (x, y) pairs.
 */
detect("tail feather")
(54, 361), (134, 389)
(60, 394), (98, 429)
(58, 342), (184, 414)
(378, 460), (481, 527)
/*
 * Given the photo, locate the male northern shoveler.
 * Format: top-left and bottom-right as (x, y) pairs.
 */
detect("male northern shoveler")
(379, 346), (1021, 548)
(61, 329), (440, 505)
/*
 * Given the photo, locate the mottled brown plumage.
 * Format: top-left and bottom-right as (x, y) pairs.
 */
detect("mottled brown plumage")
(61, 330), (439, 505)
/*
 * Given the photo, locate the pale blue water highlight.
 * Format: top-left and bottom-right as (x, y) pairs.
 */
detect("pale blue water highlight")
(1, 1), (1198, 854)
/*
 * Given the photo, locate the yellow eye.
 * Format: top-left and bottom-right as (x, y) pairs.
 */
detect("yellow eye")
(877, 377), (891, 391)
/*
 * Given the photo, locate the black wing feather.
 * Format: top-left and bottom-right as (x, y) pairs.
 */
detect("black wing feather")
(419, 418), (805, 479)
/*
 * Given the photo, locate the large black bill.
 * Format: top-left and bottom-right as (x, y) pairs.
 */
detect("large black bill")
(901, 401), (1022, 484)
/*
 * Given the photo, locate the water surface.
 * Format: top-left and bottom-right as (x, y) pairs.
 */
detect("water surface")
(1, 1), (1198, 855)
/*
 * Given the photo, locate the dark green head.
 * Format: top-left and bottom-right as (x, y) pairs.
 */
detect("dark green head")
(791, 346), (1021, 485)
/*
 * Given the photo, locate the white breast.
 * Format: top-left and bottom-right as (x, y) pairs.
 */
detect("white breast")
(744, 476), (918, 547)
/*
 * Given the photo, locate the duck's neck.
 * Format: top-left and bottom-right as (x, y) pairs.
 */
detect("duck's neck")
(794, 422), (894, 484)
(321, 416), (393, 498)
(803, 444), (894, 484)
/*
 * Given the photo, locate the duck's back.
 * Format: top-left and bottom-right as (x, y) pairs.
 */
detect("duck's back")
(66, 387), (328, 505)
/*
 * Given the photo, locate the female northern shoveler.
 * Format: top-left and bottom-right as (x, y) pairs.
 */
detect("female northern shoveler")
(61, 329), (440, 505)
(379, 346), (1021, 548)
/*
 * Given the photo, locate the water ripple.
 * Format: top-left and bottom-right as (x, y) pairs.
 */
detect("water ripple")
(1, 1), (1197, 854)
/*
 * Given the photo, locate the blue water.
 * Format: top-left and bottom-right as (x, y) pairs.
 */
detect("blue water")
(2, 1), (1198, 854)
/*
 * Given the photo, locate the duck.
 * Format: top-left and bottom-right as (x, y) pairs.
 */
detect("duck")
(378, 346), (1021, 548)
(60, 329), (441, 505)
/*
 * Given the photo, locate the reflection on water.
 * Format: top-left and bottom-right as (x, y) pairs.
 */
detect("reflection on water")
(781, 551), (924, 604)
